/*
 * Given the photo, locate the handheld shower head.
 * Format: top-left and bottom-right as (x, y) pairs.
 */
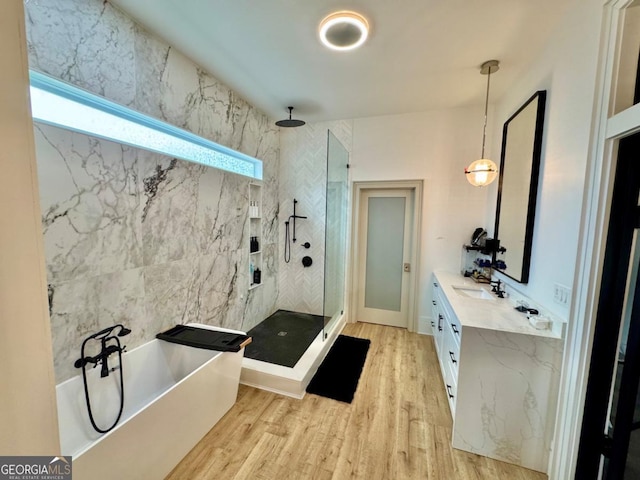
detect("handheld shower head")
(118, 327), (131, 337)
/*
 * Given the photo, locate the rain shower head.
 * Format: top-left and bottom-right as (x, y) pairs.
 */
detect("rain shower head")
(275, 107), (305, 127)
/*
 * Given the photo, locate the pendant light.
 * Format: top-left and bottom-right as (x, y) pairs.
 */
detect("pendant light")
(465, 60), (500, 187)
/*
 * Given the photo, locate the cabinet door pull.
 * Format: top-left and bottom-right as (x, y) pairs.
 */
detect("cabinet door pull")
(446, 385), (454, 399)
(451, 324), (459, 335)
(432, 300), (436, 305)
(431, 321), (435, 328)
(438, 314), (443, 332)
(449, 351), (457, 364)
(434, 282), (438, 288)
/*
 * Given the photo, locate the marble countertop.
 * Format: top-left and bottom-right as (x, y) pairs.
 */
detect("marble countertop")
(433, 270), (562, 340)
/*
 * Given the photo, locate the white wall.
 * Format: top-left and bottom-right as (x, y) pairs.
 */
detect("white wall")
(0, 0), (60, 455)
(350, 106), (493, 333)
(487, 0), (603, 320)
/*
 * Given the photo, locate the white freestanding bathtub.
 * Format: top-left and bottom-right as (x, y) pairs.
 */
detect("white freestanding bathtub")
(56, 324), (245, 480)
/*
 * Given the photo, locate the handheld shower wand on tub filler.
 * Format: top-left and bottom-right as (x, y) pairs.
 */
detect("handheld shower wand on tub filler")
(74, 324), (131, 434)
(74, 324), (131, 377)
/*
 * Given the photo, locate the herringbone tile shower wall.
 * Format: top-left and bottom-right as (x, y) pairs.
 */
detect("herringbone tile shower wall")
(278, 121), (353, 315)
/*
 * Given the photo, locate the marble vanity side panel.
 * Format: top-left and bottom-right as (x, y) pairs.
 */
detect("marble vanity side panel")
(25, 0), (136, 107)
(452, 327), (563, 472)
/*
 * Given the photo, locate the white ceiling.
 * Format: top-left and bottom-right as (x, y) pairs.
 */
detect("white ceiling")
(110, 0), (572, 123)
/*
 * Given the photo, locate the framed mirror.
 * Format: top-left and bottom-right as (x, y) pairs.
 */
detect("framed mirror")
(494, 90), (546, 283)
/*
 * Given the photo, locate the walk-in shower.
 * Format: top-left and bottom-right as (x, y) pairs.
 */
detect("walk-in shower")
(243, 129), (349, 373)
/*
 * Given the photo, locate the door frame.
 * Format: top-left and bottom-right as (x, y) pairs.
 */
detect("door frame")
(348, 180), (423, 332)
(551, 1), (640, 478)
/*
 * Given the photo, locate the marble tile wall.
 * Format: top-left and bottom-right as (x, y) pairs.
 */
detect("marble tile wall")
(26, 0), (279, 382)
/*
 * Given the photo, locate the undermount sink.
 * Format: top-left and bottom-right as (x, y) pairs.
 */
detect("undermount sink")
(452, 285), (496, 301)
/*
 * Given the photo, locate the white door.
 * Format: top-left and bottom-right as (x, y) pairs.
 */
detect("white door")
(356, 189), (413, 328)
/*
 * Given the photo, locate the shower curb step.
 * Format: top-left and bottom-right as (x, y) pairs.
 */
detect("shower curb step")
(240, 316), (345, 399)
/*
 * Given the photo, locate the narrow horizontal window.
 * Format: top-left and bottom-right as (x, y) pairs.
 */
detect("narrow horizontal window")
(29, 70), (263, 180)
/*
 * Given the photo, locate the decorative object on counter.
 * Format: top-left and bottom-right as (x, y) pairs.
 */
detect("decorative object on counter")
(493, 259), (507, 270)
(493, 90), (547, 284)
(471, 227), (487, 246)
(465, 60), (500, 187)
(461, 228), (506, 282)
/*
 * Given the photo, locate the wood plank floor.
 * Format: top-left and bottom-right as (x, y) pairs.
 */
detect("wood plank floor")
(166, 323), (547, 480)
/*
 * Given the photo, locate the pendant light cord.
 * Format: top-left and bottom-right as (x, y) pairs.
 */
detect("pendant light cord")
(481, 66), (492, 159)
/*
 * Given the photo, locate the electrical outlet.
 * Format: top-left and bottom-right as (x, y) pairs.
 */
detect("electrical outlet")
(553, 283), (571, 306)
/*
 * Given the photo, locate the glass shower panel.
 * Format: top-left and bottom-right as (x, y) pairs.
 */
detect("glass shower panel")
(323, 131), (349, 339)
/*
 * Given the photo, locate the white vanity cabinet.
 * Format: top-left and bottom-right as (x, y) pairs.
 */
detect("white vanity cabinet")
(431, 271), (563, 473)
(432, 280), (460, 416)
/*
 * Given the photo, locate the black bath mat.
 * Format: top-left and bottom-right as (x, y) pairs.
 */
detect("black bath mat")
(306, 335), (371, 403)
(244, 310), (325, 367)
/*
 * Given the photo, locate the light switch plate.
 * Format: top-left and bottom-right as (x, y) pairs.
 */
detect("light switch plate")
(553, 283), (571, 306)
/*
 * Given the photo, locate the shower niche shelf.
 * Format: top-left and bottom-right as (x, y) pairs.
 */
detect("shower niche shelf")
(249, 182), (263, 290)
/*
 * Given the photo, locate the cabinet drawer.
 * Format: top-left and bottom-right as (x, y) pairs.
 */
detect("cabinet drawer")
(431, 282), (440, 326)
(444, 371), (457, 416)
(444, 325), (459, 378)
(448, 314), (461, 348)
(446, 341), (459, 378)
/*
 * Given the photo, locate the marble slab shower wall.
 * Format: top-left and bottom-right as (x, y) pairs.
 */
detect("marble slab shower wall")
(25, 0), (279, 383)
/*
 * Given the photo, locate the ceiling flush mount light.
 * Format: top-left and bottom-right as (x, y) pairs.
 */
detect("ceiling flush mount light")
(319, 11), (369, 51)
(465, 60), (500, 187)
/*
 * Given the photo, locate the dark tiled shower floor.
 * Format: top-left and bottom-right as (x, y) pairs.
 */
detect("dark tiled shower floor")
(244, 310), (326, 367)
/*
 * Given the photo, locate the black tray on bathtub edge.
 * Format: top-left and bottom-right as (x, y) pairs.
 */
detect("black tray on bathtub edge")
(156, 325), (252, 352)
